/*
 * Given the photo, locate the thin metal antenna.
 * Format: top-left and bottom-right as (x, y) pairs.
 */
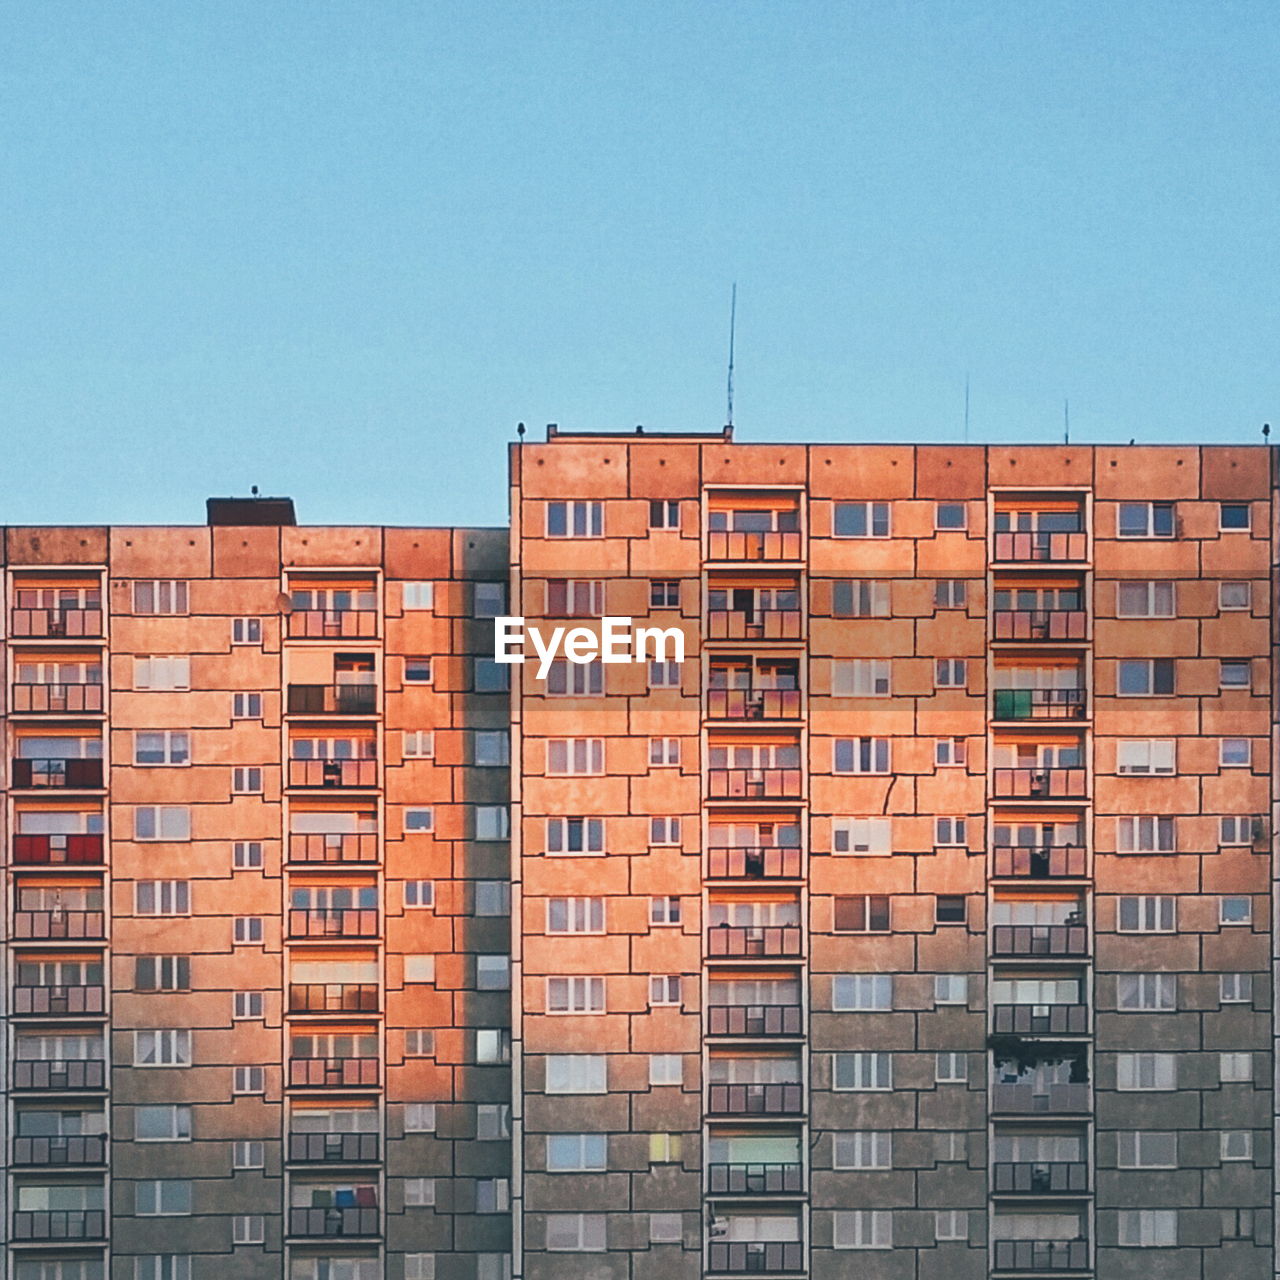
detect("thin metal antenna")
(963, 373), (970, 444)
(726, 283), (737, 428)
(1063, 398), (1070, 445)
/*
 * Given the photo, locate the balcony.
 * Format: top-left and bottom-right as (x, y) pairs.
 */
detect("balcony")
(992, 1004), (1088, 1036)
(287, 1206), (380, 1238)
(707, 1242), (804, 1274)
(11, 684), (104, 715)
(288, 834), (378, 865)
(288, 759), (378, 789)
(991, 925), (1087, 958)
(993, 689), (1086, 721)
(707, 1162), (804, 1194)
(992, 846), (1088, 880)
(707, 769), (803, 800)
(10, 759), (104, 789)
(12, 986), (106, 1017)
(288, 1133), (380, 1164)
(707, 1004), (803, 1038)
(287, 610), (378, 640)
(12, 1136), (107, 1167)
(708, 925), (802, 960)
(12, 1210), (106, 1241)
(287, 685), (378, 716)
(289, 908), (379, 939)
(289, 1057), (380, 1089)
(707, 531), (803, 563)
(13, 912), (105, 942)
(10, 607), (103, 639)
(992, 531), (1088, 564)
(12, 835), (104, 866)
(707, 1084), (803, 1116)
(707, 848), (803, 880)
(12, 1060), (106, 1091)
(289, 984), (380, 1014)
(707, 609), (803, 642)
(991, 1083), (1090, 1115)
(992, 1239), (1088, 1272)
(707, 689), (802, 721)
(993, 769), (1087, 800)
(992, 610), (1088, 642)
(992, 1161), (1089, 1194)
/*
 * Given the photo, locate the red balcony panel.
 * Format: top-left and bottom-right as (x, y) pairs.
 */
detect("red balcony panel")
(992, 846), (1088, 879)
(707, 847), (803, 880)
(287, 1205), (380, 1237)
(287, 759), (378, 789)
(707, 689), (802, 721)
(707, 1083), (803, 1116)
(12, 1060), (106, 1091)
(706, 610), (803, 642)
(707, 531), (803, 562)
(289, 1057), (380, 1088)
(288, 835), (379, 865)
(286, 685), (378, 715)
(288, 984), (380, 1014)
(706, 1005), (803, 1038)
(12, 1135), (107, 1166)
(992, 768), (1087, 799)
(288, 909), (379, 939)
(13, 835), (104, 866)
(287, 610), (379, 639)
(11, 684), (104, 715)
(707, 1162), (804, 1194)
(288, 1132), (380, 1163)
(991, 1082), (1090, 1114)
(992, 531), (1088, 564)
(13, 912), (105, 941)
(10, 608), (103, 639)
(11, 759), (104, 789)
(992, 1004), (1088, 1036)
(13, 985), (106, 1016)
(707, 925), (803, 959)
(991, 925), (1088, 957)
(707, 769), (803, 800)
(992, 610), (1088, 642)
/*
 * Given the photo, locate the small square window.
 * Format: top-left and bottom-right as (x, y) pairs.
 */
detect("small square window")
(649, 500), (680, 530)
(405, 954), (437, 983)
(649, 1054), (683, 1085)
(1221, 1130), (1253, 1161)
(232, 841), (263, 869)
(233, 991), (264, 1020)
(1220, 502), (1251, 531)
(649, 1212), (683, 1243)
(650, 896), (682, 925)
(474, 658), (509, 692)
(935, 502), (966, 530)
(405, 656), (433, 683)
(231, 617), (262, 644)
(1220, 896), (1252, 925)
(233, 1140), (265, 1169)
(405, 1102), (437, 1132)
(1220, 581), (1252, 610)
(231, 766), (262, 794)
(405, 879), (435, 909)
(471, 582), (506, 618)
(649, 737), (680, 766)
(233, 1214), (265, 1244)
(935, 736), (966, 767)
(406, 1029), (436, 1057)
(403, 730), (435, 758)
(475, 805), (510, 840)
(1220, 660), (1251, 689)
(404, 581), (435, 610)
(405, 808), (435, 833)
(935, 658), (966, 688)
(649, 659), (681, 688)
(934, 579), (967, 608)
(834, 502), (890, 538)
(649, 975), (682, 1006)
(935, 1051), (967, 1082)
(1220, 973), (1253, 1003)
(650, 817), (681, 846)
(935, 974), (968, 1005)
(233, 916), (264, 945)
(404, 1178), (436, 1207)
(935, 816), (967, 847)
(233, 1066), (265, 1094)
(935, 895), (966, 925)
(232, 692), (262, 719)
(1221, 738), (1251, 767)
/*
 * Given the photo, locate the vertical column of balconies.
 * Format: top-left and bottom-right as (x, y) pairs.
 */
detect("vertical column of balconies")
(987, 498), (1094, 1278)
(702, 493), (808, 1278)
(6, 570), (111, 1277)
(281, 577), (386, 1275)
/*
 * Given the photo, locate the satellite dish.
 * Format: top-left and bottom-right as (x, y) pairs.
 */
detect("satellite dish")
(276, 591), (294, 615)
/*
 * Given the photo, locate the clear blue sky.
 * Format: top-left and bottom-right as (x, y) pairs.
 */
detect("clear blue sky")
(4, 2), (1278, 528)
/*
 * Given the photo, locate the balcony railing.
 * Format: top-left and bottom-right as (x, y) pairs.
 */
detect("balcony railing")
(287, 1206), (380, 1237)
(707, 610), (803, 642)
(707, 925), (802, 959)
(288, 984), (380, 1014)
(991, 925), (1088, 957)
(12, 1135), (107, 1166)
(707, 531), (803, 562)
(992, 689), (1086, 721)
(992, 1005), (1088, 1036)
(707, 1241), (804, 1274)
(992, 610), (1088, 642)
(288, 1133), (380, 1164)
(993, 768), (1087, 799)
(10, 607), (103, 638)
(12, 1060), (106, 1091)
(288, 908), (379, 939)
(992, 1239), (1089, 1272)
(287, 610), (378, 639)
(12, 835), (104, 866)
(992, 1161), (1089, 1194)
(707, 769), (803, 800)
(991, 1082), (1090, 1115)
(12, 986), (106, 1017)
(13, 912), (105, 941)
(286, 685), (378, 716)
(12, 1209), (106, 1241)
(707, 1084), (803, 1116)
(288, 834), (379, 865)
(992, 846), (1088, 879)
(289, 1057), (380, 1089)
(707, 847), (803, 880)
(992, 531), (1088, 564)
(707, 1162), (804, 1194)
(287, 759), (378, 789)
(11, 684), (104, 714)
(10, 759), (104, 789)
(706, 1004), (803, 1038)
(707, 689), (802, 721)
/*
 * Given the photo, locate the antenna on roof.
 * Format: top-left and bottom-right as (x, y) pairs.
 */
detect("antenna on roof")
(1263, 422), (1271, 442)
(1063, 398), (1070, 445)
(963, 373), (970, 444)
(251, 485), (259, 497)
(516, 422), (526, 440)
(726, 283), (737, 429)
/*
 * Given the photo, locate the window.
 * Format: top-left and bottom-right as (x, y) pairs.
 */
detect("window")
(546, 1213), (607, 1251)
(403, 581), (434, 610)
(1117, 816), (1175, 853)
(936, 1051), (967, 1082)
(546, 579), (604, 616)
(234, 917), (264, 945)
(650, 579), (680, 608)
(834, 502), (890, 538)
(649, 1213), (682, 1243)
(405, 880), (434, 909)
(233, 841), (263, 869)
(405, 808), (434, 832)
(832, 974), (893, 1011)
(649, 1133), (682, 1163)
(404, 1177), (436, 1206)
(231, 617), (262, 644)
(1118, 896), (1175, 932)
(474, 881), (510, 915)
(935, 895), (967, 925)
(1118, 1209), (1177, 1247)
(405, 1103), (437, 1132)
(547, 738), (604, 775)
(134, 1105), (192, 1141)
(134, 806), (191, 841)
(1221, 1130), (1253, 1161)
(935, 975), (968, 1005)
(935, 658), (966, 688)
(1117, 580), (1175, 617)
(1220, 815), (1262, 846)
(405, 656), (433, 683)
(475, 805), (510, 840)
(547, 976), (605, 1014)
(650, 896), (682, 925)
(545, 1054), (606, 1094)
(1220, 973), (1253, 1004)
(935, 816), (967, 846)
(1220, 1052), (1252, 1082)
(231, 766), (262, 794)
(133, 580), (188, 615)
(936, 1132), (966, 1162)
(832, 817), (891, 856)
(649, 1054), (682, 1085)
(650, 816), (681, 846)
(232, 692), (262, 719)
(474, 731), (511, 766)
(833, 1209), (892, 1249)
(546, 816), (604, 854)
(476, 1104), (511, 1139)
(233, 1141), (265, 1169)
(233, 992), (264, 1020)
(833, 1131), (892, 1169)
(547, 501), (603, 538)
(134, 656), (191, 690)
(833, 659), (891, 696)
(405, 1257), (436, 1280)
(1221, 737), (1251, 767)
(135, 1259), (193, 1280)
(546, 659), (603, 696)
(1116, 1052), (1176, 1090)
(135, 956), (190, 992)
(834, 894), (890, 932)
(1219, 581), (1251, 610)
(135, 881), (190, 916)
(834, 737), (890, 774)
(403, 730), (435, 758)
(1220, 660), (1252, 689)
(405, 955), (437, 983)
(935, 1211), (968, 1241)
(232, 1215), (264, 1244)
(935, 736), (966, 766)
(833, 1052), (892, 1090)
(1117, 973), (1176, 1011)
(935, 501), (966, 530)
(1116, 1131), (1177, 1168)
(1118, 659), (1175, 696)
(649, 975), (682, 1007)
(135, 1180), (192, 1215)
(1118, 501), (1174, 538)
(832, 578), (890, 617)
(934, 579), (967, 608)
(473, 582), (506, 617)
(1222, 1210), (1255, 1241)
(649, 659), (680, 688)
(547, 897), (605, 935)
(1117, 739), (1175, 774)
(1221, 896), (1252, 925)
(476, 956), (510, 991)
(649, 736), (680, 765)
(406, 1030), (436, 1057)
(649, 499), (680, 529)
(547, 1133), (608, 1171)
(1220, 502), (1250, 531)
(476, 1257), (512, 1280)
